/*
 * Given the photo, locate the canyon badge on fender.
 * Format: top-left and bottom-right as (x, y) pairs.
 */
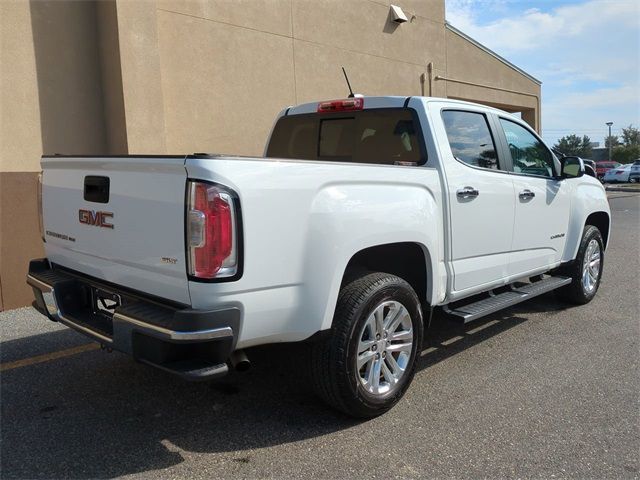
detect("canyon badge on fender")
(79, 209), (114, 229)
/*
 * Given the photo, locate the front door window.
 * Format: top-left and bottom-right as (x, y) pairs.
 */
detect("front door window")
(500, 118), (554, 178)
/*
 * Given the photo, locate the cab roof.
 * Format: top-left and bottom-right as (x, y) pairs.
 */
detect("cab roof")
(285, 96), (512, 117)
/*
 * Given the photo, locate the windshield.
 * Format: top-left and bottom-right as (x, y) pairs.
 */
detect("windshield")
(266, 108), (426, 166)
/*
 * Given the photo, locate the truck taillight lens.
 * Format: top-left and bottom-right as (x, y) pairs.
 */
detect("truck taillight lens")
(187, 181), (238, 279)
(37, 172), (45, 242)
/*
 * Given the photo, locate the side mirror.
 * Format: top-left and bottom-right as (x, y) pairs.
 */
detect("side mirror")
(560, 156), (584, 179)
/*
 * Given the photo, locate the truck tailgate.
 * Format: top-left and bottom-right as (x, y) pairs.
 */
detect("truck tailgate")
(41, 156), (190, 305)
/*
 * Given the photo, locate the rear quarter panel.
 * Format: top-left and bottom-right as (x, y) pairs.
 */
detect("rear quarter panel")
(186, 157), (443, 348)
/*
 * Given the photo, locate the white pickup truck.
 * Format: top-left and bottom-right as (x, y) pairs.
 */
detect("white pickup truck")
(28, 96), (610, 417)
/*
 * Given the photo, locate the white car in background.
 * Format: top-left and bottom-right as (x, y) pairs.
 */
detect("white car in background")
(602, 163), (632, 183)
(629, 160), (640, 183)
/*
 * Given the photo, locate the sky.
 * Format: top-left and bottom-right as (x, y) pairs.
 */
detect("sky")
(445, 0), (640, 147)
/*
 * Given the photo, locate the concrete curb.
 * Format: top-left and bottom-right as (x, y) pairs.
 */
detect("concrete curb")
(605, 186), (640, 193)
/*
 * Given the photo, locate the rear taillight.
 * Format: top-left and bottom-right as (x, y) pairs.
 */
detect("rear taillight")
(317, 97), (364, 113)
(37, 172), (44, 242)
(187, 181), (238, 279)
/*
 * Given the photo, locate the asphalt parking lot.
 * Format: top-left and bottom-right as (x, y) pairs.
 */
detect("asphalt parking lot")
(1, 192), (638, 479)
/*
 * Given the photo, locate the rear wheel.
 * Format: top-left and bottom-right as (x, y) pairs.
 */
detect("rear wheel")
(556, 225), (604, 304)
(311, 271), (423, 418)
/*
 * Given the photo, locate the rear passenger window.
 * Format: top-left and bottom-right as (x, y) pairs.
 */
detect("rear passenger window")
(441, 111), (499, 170)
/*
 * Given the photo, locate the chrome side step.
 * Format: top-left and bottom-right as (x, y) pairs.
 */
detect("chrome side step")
(444, 276), (572, 324)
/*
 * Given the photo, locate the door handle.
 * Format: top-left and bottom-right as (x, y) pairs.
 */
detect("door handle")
(519, 189), (535, 200)
(456, 186), (479, 199)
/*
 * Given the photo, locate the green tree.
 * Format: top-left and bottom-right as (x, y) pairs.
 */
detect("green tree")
(620, 125), (640, 146)
(612, 145), (640, 164)
(605, 135), (620, 148)
(609, 124), (640, 163)
(553, 134), (593, 158)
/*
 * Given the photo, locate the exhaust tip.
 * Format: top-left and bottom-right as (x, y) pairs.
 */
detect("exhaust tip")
(229, 349), (251, 372)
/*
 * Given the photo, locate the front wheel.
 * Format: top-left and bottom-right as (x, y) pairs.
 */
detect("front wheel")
(556, 225), (604, 304)
(311, 271), (423, 418)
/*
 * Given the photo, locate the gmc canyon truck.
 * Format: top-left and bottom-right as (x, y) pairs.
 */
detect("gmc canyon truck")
(28, 96), (610, 418)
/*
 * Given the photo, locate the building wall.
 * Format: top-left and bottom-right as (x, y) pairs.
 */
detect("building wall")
(0, 0), (540, 310)
(1, 1), (46, 311)
(0, 1), (122, 309)
(117, 0), (447, 156)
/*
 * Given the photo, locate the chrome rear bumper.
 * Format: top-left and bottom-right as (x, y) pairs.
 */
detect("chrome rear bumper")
(27, 258), (240, 381)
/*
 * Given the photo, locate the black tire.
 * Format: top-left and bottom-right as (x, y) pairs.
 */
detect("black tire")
(556, 225), (604, 304)
(311, 271), (423, 418)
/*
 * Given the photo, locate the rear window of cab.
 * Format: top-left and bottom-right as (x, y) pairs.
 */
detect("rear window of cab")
(266, 108), (427, 166)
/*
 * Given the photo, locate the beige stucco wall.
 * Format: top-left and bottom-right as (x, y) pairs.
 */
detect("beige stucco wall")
(0, 0), (541, 310)
(0, 1), (116, 309)
(115, 0), (168, 153)
(156, 5), (296, 155)
(1, 1), (44, 310)
(1, 1), (43, 173)
(136, 0), (447, 156)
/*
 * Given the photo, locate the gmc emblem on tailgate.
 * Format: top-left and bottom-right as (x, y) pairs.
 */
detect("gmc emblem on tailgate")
(79, 209), (114, 229)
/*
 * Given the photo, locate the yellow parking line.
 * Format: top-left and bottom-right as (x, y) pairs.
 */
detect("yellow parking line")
(466, 319), (500, 335)
(0, 343), (100, 372)
(440, 335), (464, 346)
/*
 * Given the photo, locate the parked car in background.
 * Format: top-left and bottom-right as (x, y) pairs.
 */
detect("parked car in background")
(595, 161), (621, 179)
(629, 160), (640, 183)
(582, 159), (597, 178)
(602, 163), (632, 183)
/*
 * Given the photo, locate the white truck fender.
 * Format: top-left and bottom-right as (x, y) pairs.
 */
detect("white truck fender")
(562, 178), (611, 263)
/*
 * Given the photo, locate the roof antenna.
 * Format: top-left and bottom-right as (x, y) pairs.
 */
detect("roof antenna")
(342, 66), (355, 98)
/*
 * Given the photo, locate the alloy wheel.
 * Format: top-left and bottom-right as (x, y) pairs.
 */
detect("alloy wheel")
(582, 239), (601, 294)
(355, 300), (413, 396)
